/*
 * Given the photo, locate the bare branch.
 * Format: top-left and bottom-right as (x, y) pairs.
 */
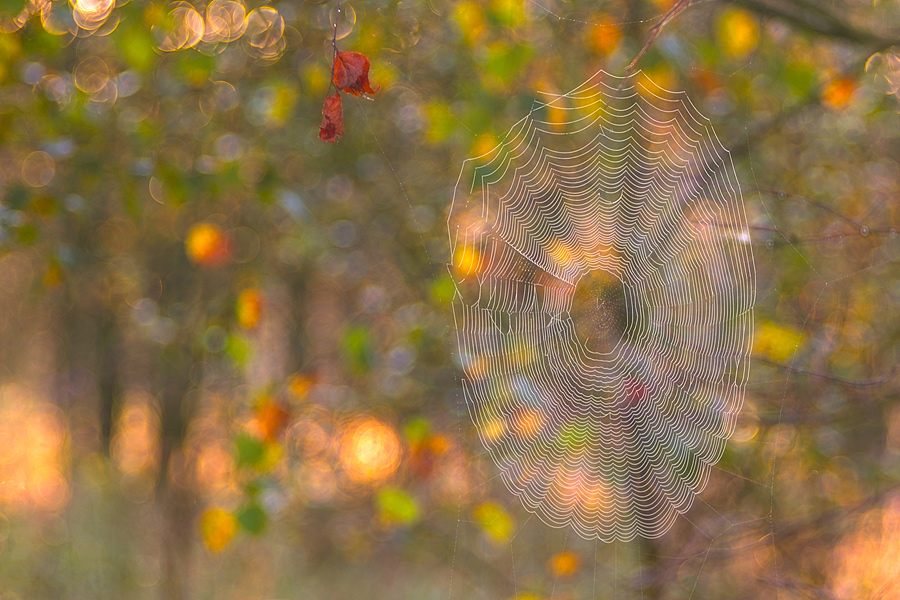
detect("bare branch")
(624, 0), (692, 76)
(728, 0), (900, 51)
(753, 355), (900, 388)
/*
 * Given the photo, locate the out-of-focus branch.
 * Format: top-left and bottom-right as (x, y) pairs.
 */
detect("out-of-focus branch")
(728, 0), (900, 51)
(753, 355), (900, 388)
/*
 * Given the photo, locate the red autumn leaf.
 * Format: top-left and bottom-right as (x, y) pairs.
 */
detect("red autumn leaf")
(318, 93), (343, 143)
(332, 51), (378, 97)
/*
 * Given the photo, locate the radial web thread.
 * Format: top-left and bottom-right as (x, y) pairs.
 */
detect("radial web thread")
(448, 70), (755, 542)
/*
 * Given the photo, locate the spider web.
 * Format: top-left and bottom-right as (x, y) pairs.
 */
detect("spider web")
(355, 3), (900, 598)
(447, 70), (755, 542)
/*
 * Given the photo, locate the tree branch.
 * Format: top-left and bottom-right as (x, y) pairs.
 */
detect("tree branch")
(753, 355), (900, 388)
(624, 0), (693, 76)
(728, 0), (900, 52)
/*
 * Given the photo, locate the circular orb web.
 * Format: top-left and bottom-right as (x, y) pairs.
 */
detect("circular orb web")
(448, 71), (755, 542)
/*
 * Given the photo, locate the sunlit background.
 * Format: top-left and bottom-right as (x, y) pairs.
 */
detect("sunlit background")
(1, 0), (900, 598)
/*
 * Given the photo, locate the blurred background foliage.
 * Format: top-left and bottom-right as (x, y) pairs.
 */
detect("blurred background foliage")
(1, 0), (900, 598)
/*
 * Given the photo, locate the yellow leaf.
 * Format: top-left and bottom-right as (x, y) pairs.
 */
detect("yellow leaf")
(475, 502), (514, 543)
(753, 321), (803, 362)
(718, 9), (759, 58)
(201, 508), (237, 552)
(455, 2), (485, 45)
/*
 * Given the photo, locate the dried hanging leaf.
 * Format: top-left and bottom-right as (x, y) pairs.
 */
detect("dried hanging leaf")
(333, 51), (378, 96)
(318, 93), (343, 143)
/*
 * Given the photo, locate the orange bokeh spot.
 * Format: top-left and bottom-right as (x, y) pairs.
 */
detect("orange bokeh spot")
(288, 373), (314, 399)
(823, 78), (857, 111)
(549, 551), (581, 577)
(513, 409), (543, 439)
(252, 397), (290, 441)
(453, 244), (481, 277)
(588, 18), (621, 55)
(186, 223), (232, 268)
(340, 419), (401, 484)
(236, 288), (262, 328)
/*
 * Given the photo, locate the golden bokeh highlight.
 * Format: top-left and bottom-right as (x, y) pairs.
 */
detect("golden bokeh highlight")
(155, 2), (205, 52)
(831, 495), (900, 599)
(242, 7), (285, 61)
(453, 244), (481, 276)
(0, 0), (35, 33)
(73, 56), (109, 95)
(203, 0), (246, 43)
(481, 417), (506, 444)
(0, 385), (69, 512)
(71, 0), (114, 32)
(340, 418), (401, 484)
(196, 443), (235, 494)
(110, 395), (160, 476)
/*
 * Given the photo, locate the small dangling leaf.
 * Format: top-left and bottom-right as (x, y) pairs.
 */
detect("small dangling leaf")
(318, 93), (344, 143)
(333, 51), (378, 96)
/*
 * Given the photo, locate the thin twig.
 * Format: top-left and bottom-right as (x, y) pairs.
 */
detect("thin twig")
(753, 355), (900, 388)
(624, 0), (692, 76)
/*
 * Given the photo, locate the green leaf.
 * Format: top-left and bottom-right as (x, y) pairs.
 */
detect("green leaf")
(783, 62), (817, 99)
(404, 418), (432, 445)
(430, 273), (455, 304)
(15, 223), (38, 245)
(235, 433), (266, 468)
(236, 503), (267, 534)
(376, 487), (420, 525)
(226, 334), (252, 367)
(341, 325), (375, 375)
(483, 42), (532, 83)
(119, 25), (156, 72)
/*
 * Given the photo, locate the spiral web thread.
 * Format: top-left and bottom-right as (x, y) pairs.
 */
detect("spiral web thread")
(448, 70), (755, 542)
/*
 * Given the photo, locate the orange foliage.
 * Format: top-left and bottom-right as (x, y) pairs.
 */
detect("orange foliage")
(186, 223), (232, 267)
